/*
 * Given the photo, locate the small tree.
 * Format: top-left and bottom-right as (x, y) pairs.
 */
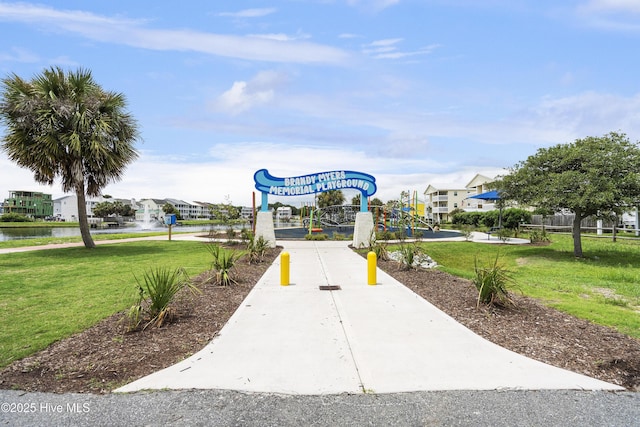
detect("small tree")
(494, 132), (640, 257)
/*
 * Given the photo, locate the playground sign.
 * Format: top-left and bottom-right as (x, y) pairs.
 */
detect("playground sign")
(254, 168), (377, 212)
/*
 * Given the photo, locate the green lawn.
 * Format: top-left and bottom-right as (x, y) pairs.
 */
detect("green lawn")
(414, 234), (640, 339)
(0, 241), (213, 367)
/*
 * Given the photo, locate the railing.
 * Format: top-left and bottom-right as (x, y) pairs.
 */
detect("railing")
(431, 195), (448, 202)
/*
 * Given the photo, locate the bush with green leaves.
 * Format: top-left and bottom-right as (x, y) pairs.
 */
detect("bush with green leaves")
(225, 226), (237, 242)
(496, 228), (512, 242)
(452, 211), (484, 227)
(396, 243), (423, 270)
(0, 213), (34, 222)
(246, 234), (269, 264)
(460, 225), (474, 241)
(369, 240), (390, 261)
(376, 230), (396, 240)
(240, 227), (252, 244)
(529, 229), (551, 244)
(472, 254), (516, 308)
(206, 243), (244, 286)
(453, 208), (532, 230)
(128, 267), (199, 330)
(305, 233), (328, 240)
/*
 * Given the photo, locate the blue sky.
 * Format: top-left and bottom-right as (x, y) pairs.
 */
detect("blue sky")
(1, 0), (639, 206)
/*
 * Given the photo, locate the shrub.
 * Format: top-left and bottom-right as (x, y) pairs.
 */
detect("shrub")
(396, 243), (422, 270)
(369, 240), (390, 261)
(461, 225), (474, 241)
(0, 213), (34, 222)
(225, 226), (237, 242)
(472, 254), (516, 308)
(246, 235), (269, 264)
(128, 267), (199, 330)
(206, 243), (244, 286)
(481, 210), (499, 228)
(453, 208), (532, 230)
(496, 228), (512, 242)
(452, 211), (484, 227)
(376, 230), (395, 241)
(529, 229), (551, 244)
(305, 233), (328, 240)
(501, 208), (532, 230)
(240, 227), (253, 244)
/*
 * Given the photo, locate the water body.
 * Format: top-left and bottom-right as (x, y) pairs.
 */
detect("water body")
(0, 224), (216, 242)
(274, 226), (461, 240)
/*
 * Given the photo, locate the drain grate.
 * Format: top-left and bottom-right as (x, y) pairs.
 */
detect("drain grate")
(319, 285), (341, 291)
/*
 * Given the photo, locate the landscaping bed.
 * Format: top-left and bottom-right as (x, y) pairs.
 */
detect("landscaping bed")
(1, 245), (638, 393)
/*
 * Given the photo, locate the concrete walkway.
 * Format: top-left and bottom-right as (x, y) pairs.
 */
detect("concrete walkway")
(117, 240), (622, 394)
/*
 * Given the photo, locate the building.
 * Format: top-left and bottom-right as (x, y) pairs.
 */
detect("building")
(240, 206), (255, 220)
(136, 199), (167, 222)
(463, 174), (497, 212)
(424, 174), (495, 223)
(53, 195), (137, 222)
(276, 206), (292, 220)
(192, 201), (214, 219)
(3, 191), (53, 218)
(423, 186), (470, 223)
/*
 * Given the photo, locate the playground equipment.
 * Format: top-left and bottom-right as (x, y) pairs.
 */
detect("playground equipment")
(300, 199), (433, 237)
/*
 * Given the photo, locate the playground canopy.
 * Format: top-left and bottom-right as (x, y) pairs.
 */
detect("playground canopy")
(467, 190), (500, 201)
(467, 190), (503, 228)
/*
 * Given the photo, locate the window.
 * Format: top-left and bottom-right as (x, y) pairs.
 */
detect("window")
(453, 191), (458, 196)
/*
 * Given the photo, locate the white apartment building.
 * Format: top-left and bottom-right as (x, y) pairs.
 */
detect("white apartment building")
(424, 174), (495, 223)
(463, 174), (497, 212)
(53, 195), (138, 222)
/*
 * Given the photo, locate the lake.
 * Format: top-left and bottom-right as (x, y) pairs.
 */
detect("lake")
(0, 224), (217, 242)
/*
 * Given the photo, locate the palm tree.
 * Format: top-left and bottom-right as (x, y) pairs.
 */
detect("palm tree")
(0, 67), (140, 248)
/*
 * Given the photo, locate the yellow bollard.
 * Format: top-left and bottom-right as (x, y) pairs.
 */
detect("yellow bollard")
(280, 252), (290, 286)
(367, 251), (377, 286)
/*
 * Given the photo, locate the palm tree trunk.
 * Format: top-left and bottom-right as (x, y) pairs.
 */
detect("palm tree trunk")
(75, 184), (96, 249)
(572, 210), (583, 258)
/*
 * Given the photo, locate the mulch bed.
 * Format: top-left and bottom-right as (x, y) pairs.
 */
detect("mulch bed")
(1, 244), (638, 393)
(379, 259), (640, 391)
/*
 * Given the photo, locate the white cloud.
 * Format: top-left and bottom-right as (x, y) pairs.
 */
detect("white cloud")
(217, 8), (277, 18)
(346, 0), (401, 12)
(0, 3), (350, 65)
(1, 141), (492, 207)
(580, 0), (640, 13)
(576, 0), (640, 31)
(363, 38), (440, 60)
(0, 47), (39, 63)
(247, 30), (311, 42)
(511, 91), (640, 143)
(212, 70), (288, 115)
